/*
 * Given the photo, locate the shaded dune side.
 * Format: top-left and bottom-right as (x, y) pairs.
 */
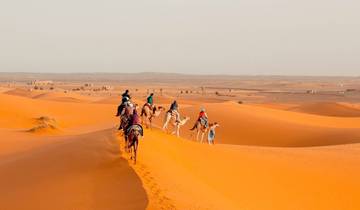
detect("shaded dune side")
(288, 102), (360, 117)
(0, 129), (148, 210)
(154, 102), (360, 147)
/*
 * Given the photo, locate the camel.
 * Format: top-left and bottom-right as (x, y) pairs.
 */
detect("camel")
(190, 120), (218, 143)
(171, 116), (190, 137)
(140, 104), (165, 128)
(116, 102), (138, 151)
(162, 110), (180, 131)
(126, 125), (143, 164)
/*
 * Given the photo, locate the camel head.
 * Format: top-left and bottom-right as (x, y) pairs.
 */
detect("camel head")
(210, 122), (220, 128)
(157, 106), (166, 111)
(176, 116), (190, 126)
(152, 105), (165, 116)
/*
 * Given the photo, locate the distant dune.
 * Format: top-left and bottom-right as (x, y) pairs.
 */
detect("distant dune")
(289, 102), (360, 117)
(4, 88), (40, 98)
(153, 101), (360, 147)
(0, 93), (116, 133)
(32, 92), (91, 103)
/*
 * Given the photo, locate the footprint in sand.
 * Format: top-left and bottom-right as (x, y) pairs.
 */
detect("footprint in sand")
(115, 129), (176, 209)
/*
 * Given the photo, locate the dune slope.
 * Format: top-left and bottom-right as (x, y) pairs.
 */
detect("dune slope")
(0, 129), (148, 210)
(136, 129), (360, 210)
(289, 102), (360, 117)
(154, 102), (360, 147)
(0, 93), (116, 133)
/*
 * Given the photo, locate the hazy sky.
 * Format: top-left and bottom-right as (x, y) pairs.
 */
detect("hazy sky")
(1, 0), (359, 75)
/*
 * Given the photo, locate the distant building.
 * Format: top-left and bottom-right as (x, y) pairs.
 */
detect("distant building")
(29, 80), (54, 86)
(84, 83), (94, 87)
(101, 85), (113, 91)
(306, 90), (317, 94)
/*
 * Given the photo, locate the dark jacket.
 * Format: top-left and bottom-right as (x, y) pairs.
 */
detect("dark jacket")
(121, 92), (131, 103)
(170, 101), (178, 111)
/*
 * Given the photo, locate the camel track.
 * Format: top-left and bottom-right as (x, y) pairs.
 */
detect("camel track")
(115, 129), (177, 210)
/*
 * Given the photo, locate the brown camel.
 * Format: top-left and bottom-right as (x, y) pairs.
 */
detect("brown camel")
(190, 120), (217, 143)
(140, 104), (165, 128)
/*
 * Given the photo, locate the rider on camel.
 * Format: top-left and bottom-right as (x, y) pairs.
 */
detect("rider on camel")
(121, 89), (131, 104)
(197, 108), (208, 128)
(126, 109), (143, 136)
(117, 96), (131, 117)
(170, 100), (180, 122)
(117, 89), (131, 116)
(146, 93), (154, 109)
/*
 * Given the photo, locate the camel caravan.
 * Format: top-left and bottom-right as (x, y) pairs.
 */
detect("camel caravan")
(116, 90), (220, 163)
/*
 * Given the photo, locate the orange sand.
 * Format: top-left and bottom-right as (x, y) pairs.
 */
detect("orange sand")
(0, 90), (360, 210)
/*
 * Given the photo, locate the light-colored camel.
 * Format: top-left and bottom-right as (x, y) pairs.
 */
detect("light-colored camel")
(171, 116), (190, 137)
(162, 110), (180, 130)
(190, 120), (218, 143)
(140, 104), (165, 128)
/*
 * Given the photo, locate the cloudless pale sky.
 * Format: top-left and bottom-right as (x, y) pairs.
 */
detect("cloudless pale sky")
(0, 0), (359, 75)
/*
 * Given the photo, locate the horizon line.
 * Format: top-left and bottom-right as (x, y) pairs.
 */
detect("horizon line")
(0, 72), (359, 78)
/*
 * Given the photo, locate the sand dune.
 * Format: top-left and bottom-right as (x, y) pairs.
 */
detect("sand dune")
(32, 92), (91, 103)
(94, 96), (122, 104)
(153, 101), (360, 147)
(0, 93), (116, 133)
(137, 129), (360, 210)
(5, 88), (96, 103)
(1, 88), (360, 210)
(0, 129), (148, 210)
(289, 102), (360, 117)
(5, 88), (41, 98)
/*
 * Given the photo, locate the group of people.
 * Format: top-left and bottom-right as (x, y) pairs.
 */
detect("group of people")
(116, 89), (213, 140)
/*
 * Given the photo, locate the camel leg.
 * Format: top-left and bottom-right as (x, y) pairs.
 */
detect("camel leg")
(176, 125), (180, 137)
(162, 115), (170, 130)
(196, 131), (200, 142)
(171, 126), (176, 135)
(200, 132), (205, 143)
(162, 119), (167, 130)
(142, 115), (147, 128)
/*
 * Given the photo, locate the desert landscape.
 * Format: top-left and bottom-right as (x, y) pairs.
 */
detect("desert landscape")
(0, 73), (360, 210)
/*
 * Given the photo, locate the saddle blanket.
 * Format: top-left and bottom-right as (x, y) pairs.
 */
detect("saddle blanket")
(127, 124), (144, 136)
